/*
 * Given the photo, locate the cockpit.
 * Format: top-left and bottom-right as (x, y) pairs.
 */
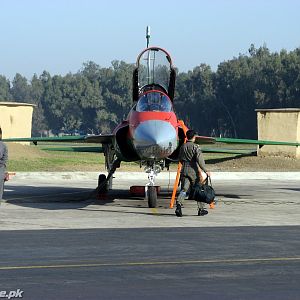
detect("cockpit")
(136, 92), (173, 112)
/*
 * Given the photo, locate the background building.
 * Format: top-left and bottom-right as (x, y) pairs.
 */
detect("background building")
(0, 102), (35, 142)
(256, 108), (300, 159)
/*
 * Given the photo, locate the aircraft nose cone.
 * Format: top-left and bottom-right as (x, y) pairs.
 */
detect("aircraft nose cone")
(133, 120), (177, 159)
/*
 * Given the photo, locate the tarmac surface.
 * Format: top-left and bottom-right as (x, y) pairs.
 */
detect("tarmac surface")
(0, 172), (300, 299)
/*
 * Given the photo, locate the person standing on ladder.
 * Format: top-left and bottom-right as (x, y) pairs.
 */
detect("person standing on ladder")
(175, 129), (211, 217)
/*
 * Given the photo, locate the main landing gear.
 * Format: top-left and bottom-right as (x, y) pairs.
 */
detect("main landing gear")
(97, 158), (121, 196)
(97, 174), (109, 194)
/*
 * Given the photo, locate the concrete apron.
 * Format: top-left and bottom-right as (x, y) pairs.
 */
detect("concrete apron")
(9, 171), (300, 181)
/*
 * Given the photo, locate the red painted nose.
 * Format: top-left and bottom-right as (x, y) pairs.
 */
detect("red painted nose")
(132, 120), (177, 159)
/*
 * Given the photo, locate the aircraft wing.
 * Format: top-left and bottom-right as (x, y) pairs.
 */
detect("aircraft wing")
(194, 136), (216, 144)
(194, 135), (299, 155)
(201, 148), (256, 155)
(3, 134), (114, 145)
(194, 135), (300, 147)
(41, 146), (103, 153)
(215, 137), (300, 147)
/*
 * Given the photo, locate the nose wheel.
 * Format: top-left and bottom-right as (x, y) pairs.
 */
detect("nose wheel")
(147, 186), (157, 208)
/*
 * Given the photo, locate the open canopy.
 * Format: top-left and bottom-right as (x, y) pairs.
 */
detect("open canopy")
(132, 47), (176, 102)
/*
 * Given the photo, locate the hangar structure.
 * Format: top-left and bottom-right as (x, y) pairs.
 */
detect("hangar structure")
(256, 108), (300, 159)
(0, 102), (35, 142)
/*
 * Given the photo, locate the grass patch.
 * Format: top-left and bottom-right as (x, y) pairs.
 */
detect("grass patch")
(8, 156), (104, 172)
(6, 143), (140, 172)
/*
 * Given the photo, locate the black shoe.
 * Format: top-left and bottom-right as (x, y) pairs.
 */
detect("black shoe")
(175, 204), (183, 217)
(198, 209), (208, 216)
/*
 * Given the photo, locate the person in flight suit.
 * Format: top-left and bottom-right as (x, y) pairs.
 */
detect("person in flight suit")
(0, 127), (8, 202)
(175, 129), (211, 217)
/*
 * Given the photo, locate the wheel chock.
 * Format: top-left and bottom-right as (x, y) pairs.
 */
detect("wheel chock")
(209, 202), (215, 209)
(96, 193), (109, 201)
(130, 186), (160, 196)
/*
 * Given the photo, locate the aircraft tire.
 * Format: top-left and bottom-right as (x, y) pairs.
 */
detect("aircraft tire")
(147, 186), (157, 208)
(98, 174), (109, 194)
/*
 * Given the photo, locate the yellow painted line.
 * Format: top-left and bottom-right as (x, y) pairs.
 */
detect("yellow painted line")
(150, 208), (158, 214)
(0, 257), (300, 271)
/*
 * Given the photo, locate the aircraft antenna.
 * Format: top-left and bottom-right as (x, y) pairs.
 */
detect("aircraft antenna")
(146, 26), (151, 48)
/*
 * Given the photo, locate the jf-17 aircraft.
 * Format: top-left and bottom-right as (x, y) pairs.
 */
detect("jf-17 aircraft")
(4, 35), (300, 208)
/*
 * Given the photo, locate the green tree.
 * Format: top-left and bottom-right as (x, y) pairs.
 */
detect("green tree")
(11, 73), (31, 102)
(0, 75), (12, 100)
(30, 74), (47, 136)
(97, 61), (134, 132)
(175, 64), (217, 136)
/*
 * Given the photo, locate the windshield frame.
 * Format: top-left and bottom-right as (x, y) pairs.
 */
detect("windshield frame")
(135, 91), (173, 113)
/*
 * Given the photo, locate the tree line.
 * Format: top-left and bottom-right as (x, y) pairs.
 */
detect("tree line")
(0, 45), (299, 138)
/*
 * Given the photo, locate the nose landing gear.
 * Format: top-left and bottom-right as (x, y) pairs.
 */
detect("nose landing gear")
(145, 163), (161, 208)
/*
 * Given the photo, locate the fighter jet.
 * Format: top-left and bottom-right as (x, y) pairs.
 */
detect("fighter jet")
(4, 29), (300, 208)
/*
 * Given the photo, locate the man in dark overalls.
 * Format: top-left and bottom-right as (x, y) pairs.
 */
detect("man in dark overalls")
(0, 127), (8, 202)
(175, 129), (210, 217)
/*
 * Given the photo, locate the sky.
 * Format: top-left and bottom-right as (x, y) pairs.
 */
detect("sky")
(1, 0), (300, 80)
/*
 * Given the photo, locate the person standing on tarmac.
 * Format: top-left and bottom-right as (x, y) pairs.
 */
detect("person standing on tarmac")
(175, 129), (211, 217)
(0, 127), (8, 202)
